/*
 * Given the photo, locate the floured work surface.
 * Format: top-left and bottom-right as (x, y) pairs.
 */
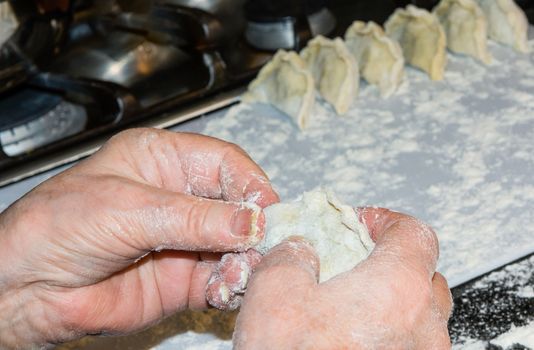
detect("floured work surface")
(47, 36), (534, 350)
(201, 41), (534, 289)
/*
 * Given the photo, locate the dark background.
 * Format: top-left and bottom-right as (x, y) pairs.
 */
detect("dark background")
(328, 0), (534, 35)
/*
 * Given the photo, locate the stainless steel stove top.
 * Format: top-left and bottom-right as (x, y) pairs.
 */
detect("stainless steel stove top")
(0, 0), (272, 186)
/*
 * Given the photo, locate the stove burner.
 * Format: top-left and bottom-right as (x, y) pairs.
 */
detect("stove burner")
(0, 88), (87, 156)
(0, 88), (63, 129)
(0, 0), (358, 186)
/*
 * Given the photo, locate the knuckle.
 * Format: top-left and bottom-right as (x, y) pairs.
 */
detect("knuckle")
(226, 141), (246, 154)
(184, 203), (203, 241)
(391, 216), (440, 266)
(403, 216), (439, 246)
(270, 242), (309, 265)
(112, 127), (156, 142)
(183, 200), (213, 247)
(106, 128), (161, 152)
(221, 142), (251, 162)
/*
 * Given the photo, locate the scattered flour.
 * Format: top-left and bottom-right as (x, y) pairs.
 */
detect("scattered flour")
(452, 338), (486, 350)
(450, 255), (533, 348)
(5, 31), (534, 350)
(455, 321), (534, 349)
(186, 39), (534, 349)
(516, 285), (534, 298)
(472, 254), (534, 292)
(491, 322), (534, 348)
(200, 40), (534, 288)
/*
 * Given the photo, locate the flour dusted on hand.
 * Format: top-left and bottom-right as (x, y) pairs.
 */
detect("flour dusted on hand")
(256, 189), (375, 282)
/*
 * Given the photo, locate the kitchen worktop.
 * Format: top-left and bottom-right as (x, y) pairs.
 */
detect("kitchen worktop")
(1, 35), (534, 350)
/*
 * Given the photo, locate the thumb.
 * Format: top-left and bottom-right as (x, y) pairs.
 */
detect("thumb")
(106, 182), (266, 254)
(234, 238), (319, 349)
(358, 207), (439, 278)
(247, 237), (320, 296)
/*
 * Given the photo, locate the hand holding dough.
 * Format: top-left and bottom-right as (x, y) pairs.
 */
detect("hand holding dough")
(385, 5), (447, 80)
(234, 207), (452, 349)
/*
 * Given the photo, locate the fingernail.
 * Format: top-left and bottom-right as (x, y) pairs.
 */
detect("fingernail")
(231, 207), (254, 237)
(243, 178), (280, 208)
(250, 210), (265, 244)
(219, 283), (231, 304)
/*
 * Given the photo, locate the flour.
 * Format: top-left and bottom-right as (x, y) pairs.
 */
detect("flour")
(452, 338), (486, 350)
(492, 322), (534, 348)
(516, 285), (534, 298)
(185, 39), (533, 348)
(450, 255), (533, 348)
(454, 321), (534, 349)
(5, 29), (534, 350)
(199, 42), (534, 288)
(257, 189), (374, 282)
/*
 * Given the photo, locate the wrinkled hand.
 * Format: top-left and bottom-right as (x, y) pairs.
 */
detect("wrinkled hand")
(234, 208), (453, 349)
(0, 128), (278, 349)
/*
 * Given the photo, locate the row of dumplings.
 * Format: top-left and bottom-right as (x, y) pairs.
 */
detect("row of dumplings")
(243, 0), (530, 129)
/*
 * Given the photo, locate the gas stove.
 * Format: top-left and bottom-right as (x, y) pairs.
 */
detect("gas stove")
(0, 0), (341, 186)
(1, 0), (533, 187)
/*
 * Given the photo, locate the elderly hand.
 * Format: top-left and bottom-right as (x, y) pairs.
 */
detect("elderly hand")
(0, 128), (278, 349)
(234, 207), (453, 349)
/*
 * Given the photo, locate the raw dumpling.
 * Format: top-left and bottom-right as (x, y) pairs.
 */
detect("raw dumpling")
(385, 5), (447, 80)
(345, 21), (405, 97)
(0, 1), (18, 47)
(300, 36), (359, 115)
(242, 50), (315, 129)
(256, 189), (375, 282)
(477, 0), (529, 53)
(434, 0), (492, 64)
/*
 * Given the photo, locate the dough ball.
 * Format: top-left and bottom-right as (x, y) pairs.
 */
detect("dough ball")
(256, 189), (375, 282)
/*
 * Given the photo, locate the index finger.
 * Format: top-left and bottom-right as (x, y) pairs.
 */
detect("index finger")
(88, 128), (280, 208)
(358, 207), (440, 279)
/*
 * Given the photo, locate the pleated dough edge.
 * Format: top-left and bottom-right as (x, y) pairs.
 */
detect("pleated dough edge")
(345, 21), (405, 97)
(301, 35), (359, 115)
(385, 5), (448, 81)
(496, 0), (530, 53)
(242, 50), (315, 129)
(434, 0), (492, 65)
